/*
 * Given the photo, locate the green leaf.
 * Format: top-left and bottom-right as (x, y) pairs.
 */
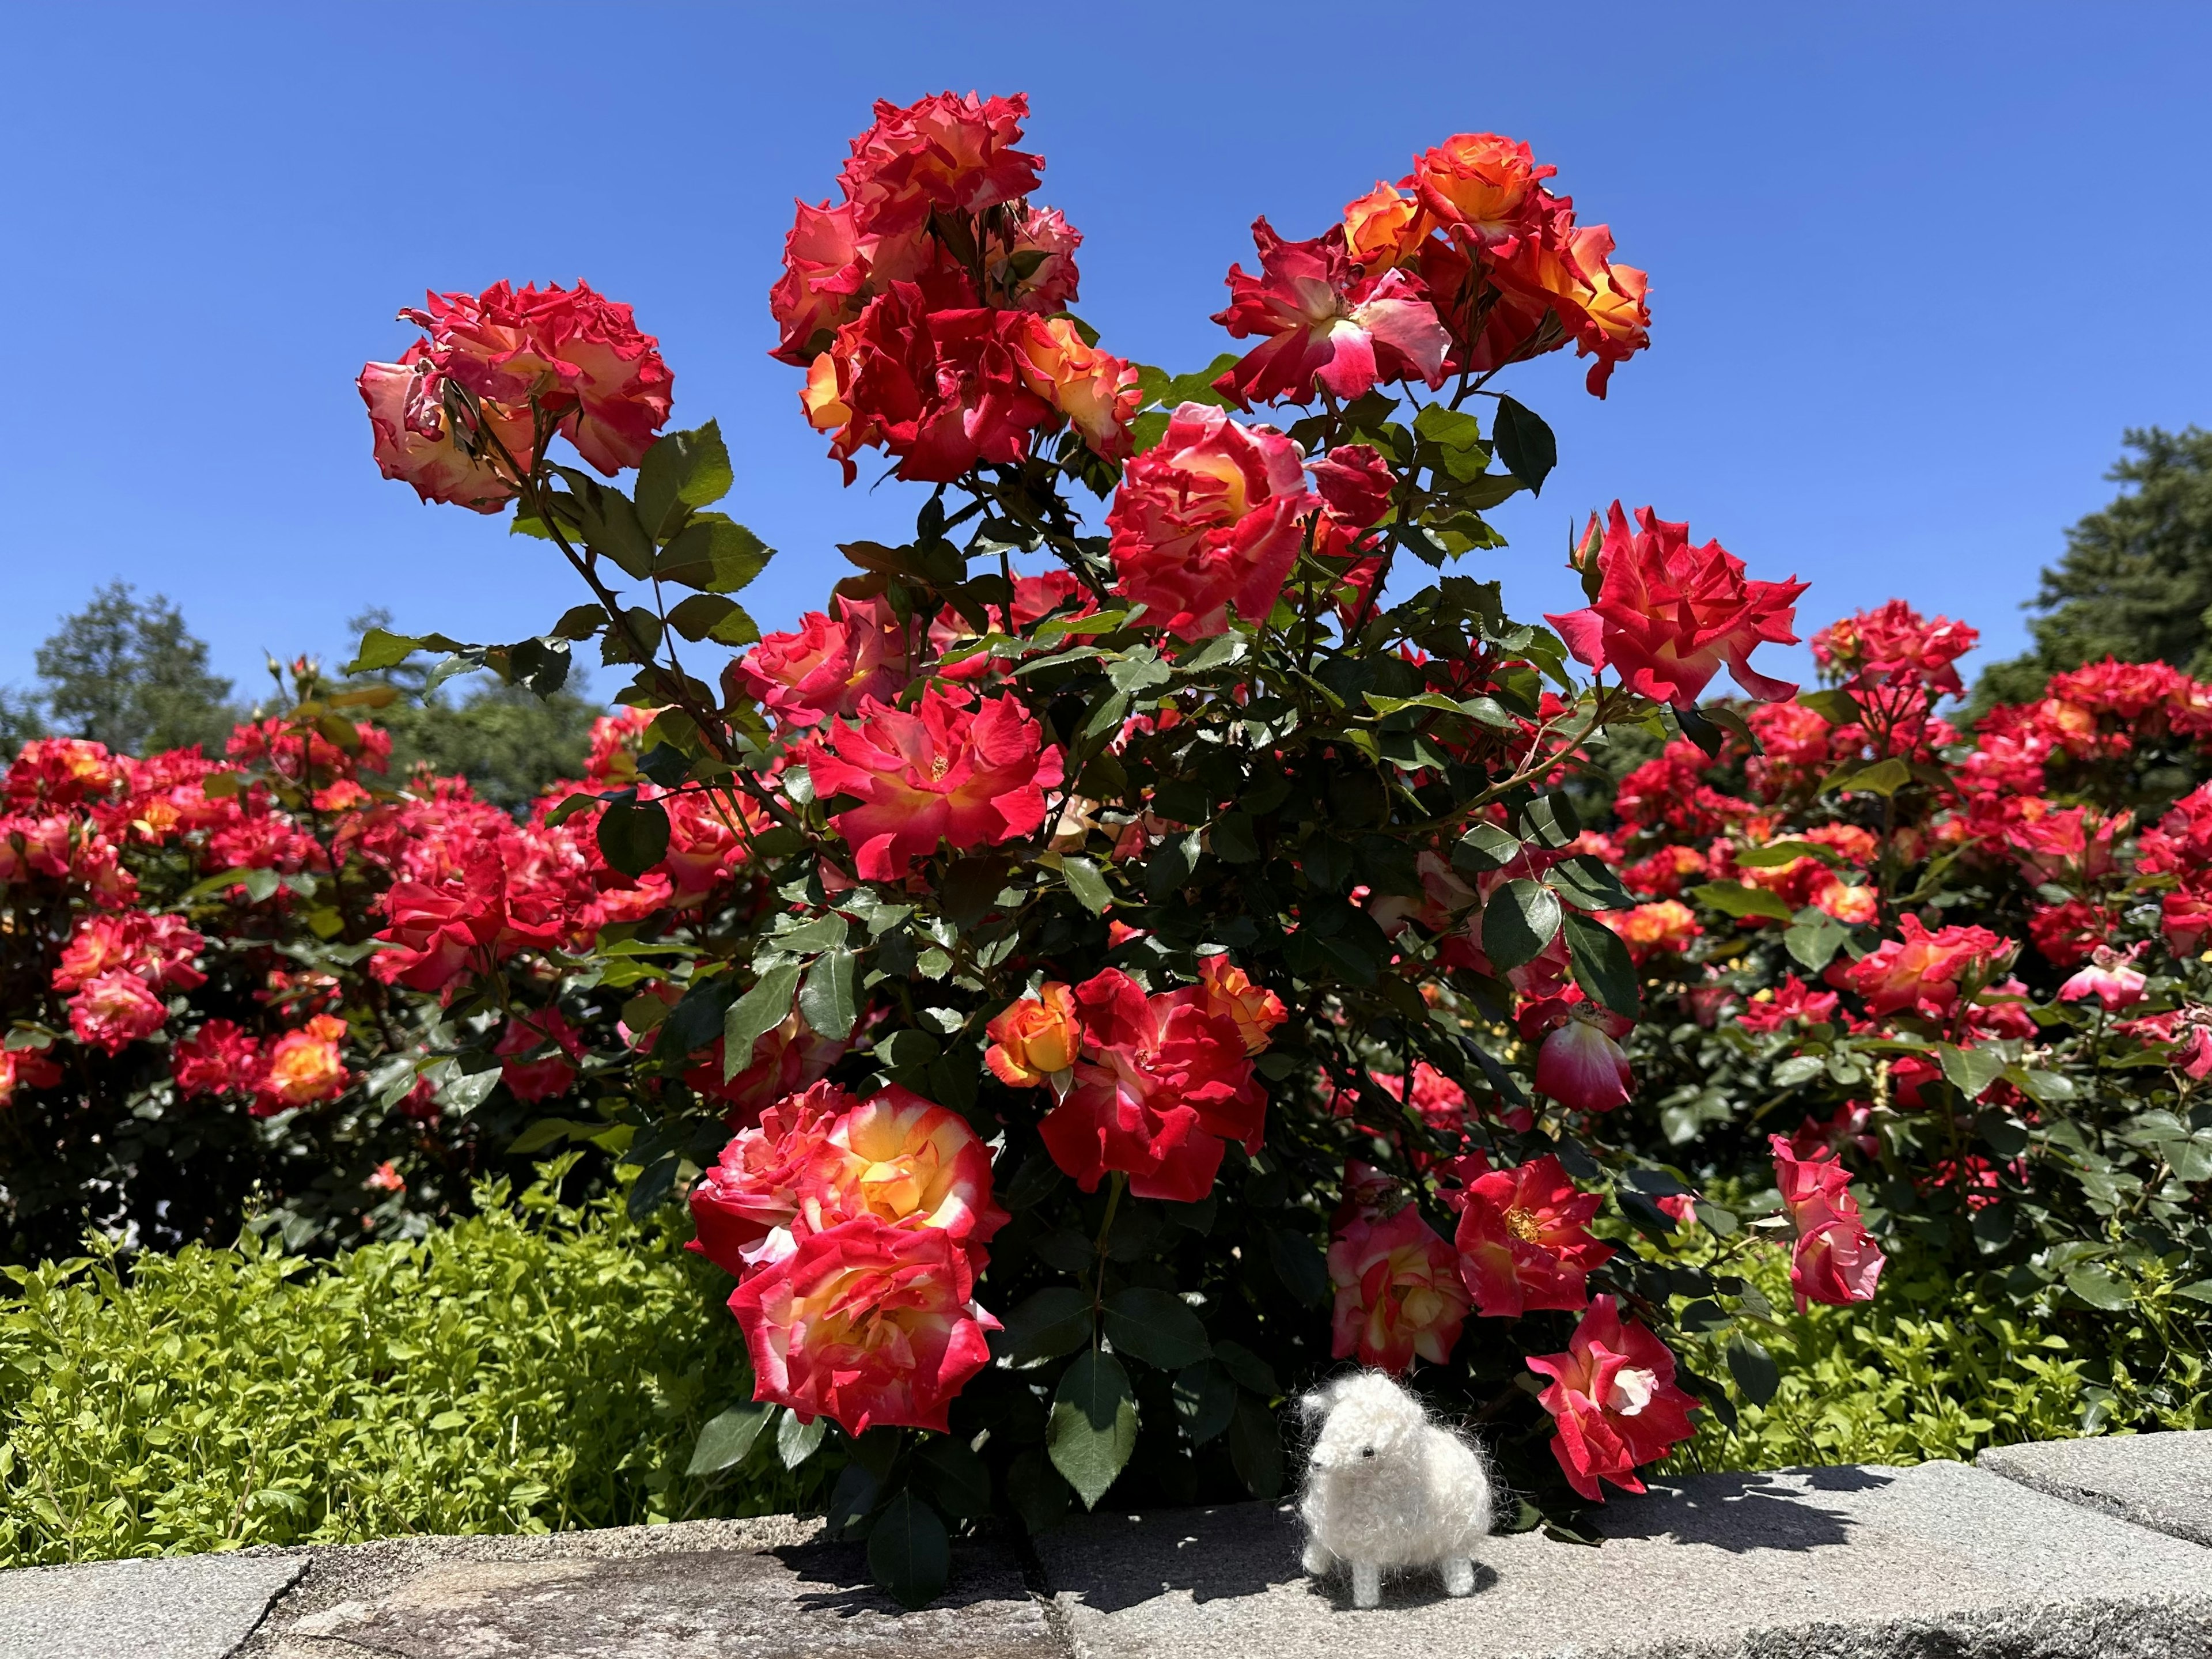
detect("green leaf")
(1060, 855), (1112, 914)
(635, 420), (733, 536)
(344, 627), (449, 676)
(1691, 881), (1796, 923)
(1784, 912), (1851, 972)
(777, 1409), (827, 1468)
(1006, 1448), (1071, 1535)
(797, 949), (858, 1041)
(1564, 913), (1640, 1018)
(1211, 813), (1262, 865)
(1103, 1289), (1210, 1370)
(1550, 854), (1637, 912)
(1452, 821), (1523, 874)
(1825, 756), (1912, 798)
(656, 517), (771, 593)
(868, 1490), (950, 1611)
(506, 1118), (584, 1156)
(666, 593), (740, 642)
(2065, 1264), (2133, 1311)
(723, 963), (802, 1080)
(685, 1404), (770, 1477)
(1482, 879), (1562, 972)
(1725, 1336), (1779, 1406)
(1048, 1350), (1138, 1509)
(1172, 1361), (1237, 1445)
(566, 478), (655, 579)
(1265, 1225), (1329, 1306)
(915, 1437), (993, 1518)
(1001, 1288), (1093, 1365)
(1228, 1394), (1283, 1499)
(1491, 396), (1556, 493)
(1797, 688), (1862, 725)
(1936, 1043), (2004, 1103)
(597, 798), (671, 878)
(1211, 1339), (1279, 1397)
(1732, 839), (1845, 870)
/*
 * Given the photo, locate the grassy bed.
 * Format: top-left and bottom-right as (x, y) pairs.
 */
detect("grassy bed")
(0, 1169), (815, 1567)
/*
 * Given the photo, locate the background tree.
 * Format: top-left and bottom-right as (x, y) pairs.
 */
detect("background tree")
(26, 581), (237, 754)
(1975, 427), (2212, 709)
(344, 608), (600, 813)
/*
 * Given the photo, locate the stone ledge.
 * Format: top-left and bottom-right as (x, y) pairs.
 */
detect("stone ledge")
(0, 1550), (305, 1659)
(233, 1513), (1059, 1658)
(9, 1453), (2212, 1658)
(1979, 1429), (2212, 1547)
(1035, 1461), (2212, 1659)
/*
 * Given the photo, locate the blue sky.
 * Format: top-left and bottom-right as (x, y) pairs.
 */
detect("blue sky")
(3, 2), (2207, 704)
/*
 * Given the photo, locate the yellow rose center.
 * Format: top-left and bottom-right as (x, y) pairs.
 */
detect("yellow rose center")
(1505, 1207), (1543, 1244)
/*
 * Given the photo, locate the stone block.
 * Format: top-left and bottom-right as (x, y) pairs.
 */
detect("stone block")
(237, 1513), (1060, 1658)
(1035, 1460), (2212, 1658)
(1979, 1430), (2212, 1548)
(0, 1551), (305, 1659)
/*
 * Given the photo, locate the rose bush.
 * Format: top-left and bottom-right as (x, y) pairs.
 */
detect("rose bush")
(332, 90), (1832, 1604)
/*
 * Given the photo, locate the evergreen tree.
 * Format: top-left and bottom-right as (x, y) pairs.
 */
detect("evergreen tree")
(29, 582), (236, 755)
(1975, 427), (2212, 709)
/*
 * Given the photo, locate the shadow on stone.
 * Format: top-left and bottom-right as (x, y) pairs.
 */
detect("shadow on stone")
(1307, 1558), (1500, 1612)
(1598, 1471), (1865, 1552)
(1044, 1503), (1309, 1612)
(774, 1537), (1027, 1616)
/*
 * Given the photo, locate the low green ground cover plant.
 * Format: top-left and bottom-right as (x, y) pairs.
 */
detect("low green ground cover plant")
(1669, 1240), (2211, 1475)
(0, 1167), (822, 1567)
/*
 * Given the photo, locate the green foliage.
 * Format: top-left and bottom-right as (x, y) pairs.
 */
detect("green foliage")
(1976, 427), (2212, 710)
(0, 1172), (825, 1567)
(23, 581), (236, 755)
(344, 609), (600, 813)
(1671, 1242), (2211, 1474)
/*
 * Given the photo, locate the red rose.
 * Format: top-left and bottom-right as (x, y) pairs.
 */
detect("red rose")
(255, 1014), (350, 1115)
(1106, 404), (1319, 639)
(729, 593), (919, 729)
(1527, 1296), (1700, 1501)
(1827, 914), (2008, 1020)
(1770, 1135), (1887, 1310)
(688, 1081), (851, 1276)
(53, 911), (205, 995)
(1518, 994), (1634, 1112)
(0, 1048), (62, 1108)
(1329, 1205), (1469, 1374)
(358, 349), (529, 513)
(837, 91), (1044, 238)
(1210, 219), (1449, 408)
(1037, 968), (1267, 1203)
(1455, 1154), (1613, 1318)
(728, 1215), (999, 1436)
(1545, 502), (1806, 707)
(495, 1007), (584, 1105)
(400, 281), (673, 475)
(801, 685), (1064, 881)
(68, 969), (166, 1054)
(172, 1019), (262, 1100)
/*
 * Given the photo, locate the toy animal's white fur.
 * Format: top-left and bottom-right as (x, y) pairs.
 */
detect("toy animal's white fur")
(1297, 1370), (1493, 1609)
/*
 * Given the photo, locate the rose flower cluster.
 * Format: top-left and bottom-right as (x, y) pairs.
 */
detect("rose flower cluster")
(774, 92), (1139, 483)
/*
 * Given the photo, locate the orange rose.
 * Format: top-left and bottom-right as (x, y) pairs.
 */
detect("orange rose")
(257, 1014), (350, 1113)
(1196, 953), (1286, 1054)
(985, 983), (1082, 1086)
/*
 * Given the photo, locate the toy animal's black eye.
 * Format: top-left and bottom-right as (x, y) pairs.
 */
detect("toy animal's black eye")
(1359, 1445), (1376, 1459)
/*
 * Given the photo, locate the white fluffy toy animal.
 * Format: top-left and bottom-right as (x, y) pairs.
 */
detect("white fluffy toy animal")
(1297, 1370), (1494, 1609)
